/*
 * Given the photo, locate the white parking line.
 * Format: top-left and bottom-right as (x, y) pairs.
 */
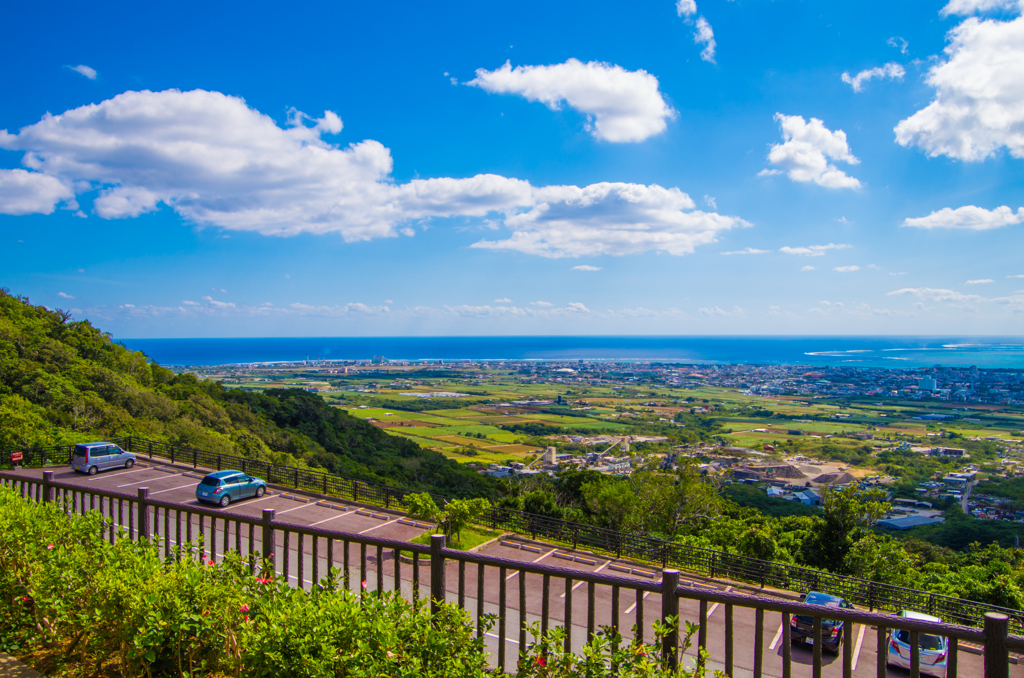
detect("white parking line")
(561, 561), (611, 597)
(625, 591), (653, 615)
(311, 511), (355, 527)
(706, 586), (732, 618)
(485, 632), (520, 645)
(852, 623), (867, 671)
(768, 623), (784, 650)
(358, 517), (403, 534)
(506, 548), (558, 580)
(148, 483), (199, 495)
(275, 502), (317, 515)
(118, 473), (181, 488)
(88, 468), (148, 481)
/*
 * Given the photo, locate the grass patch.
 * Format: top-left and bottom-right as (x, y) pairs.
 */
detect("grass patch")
(411, 527), (502, 551)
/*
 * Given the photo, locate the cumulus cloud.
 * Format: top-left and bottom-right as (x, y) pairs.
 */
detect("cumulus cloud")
(834, 265), (860, 272)
(895, 12), (1024, 161)
(572, 265), (602, 271)
(694, 17), (716, 63)
(676, 0), (697, 17)
(780, 243), (851, 256)
(720, 247), (768, 255)
(69, 65), (97, 80)
(888, 287), (984, 302)
(940, 0), (1022, 16)
(761, 114), (861, 189)
(0, 169), (75, 215)
(902, 205), (1024, 230)
(699, 305), (745, 316)
(57, 292), (75, 299)
(801, 265), (816, 271)
(494, 298), (512, 303)
(888, 37), (910, 54)
(0, 89), (744, 257)
(841, 63), (905, 92)
(471, 182), (750, 258)
(966, 279), (994, 284)
(466, 59), (675, 142)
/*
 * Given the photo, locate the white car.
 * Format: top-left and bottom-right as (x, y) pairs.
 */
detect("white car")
(888, 610), (948, 678)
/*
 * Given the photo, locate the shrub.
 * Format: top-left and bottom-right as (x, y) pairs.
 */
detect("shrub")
(0, 484), (721, 677)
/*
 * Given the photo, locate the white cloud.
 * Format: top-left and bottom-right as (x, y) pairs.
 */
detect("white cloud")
(57, 292), (75, 299)
(887, 287), (984, 302)
(0, 169), (74, 215)
(703, 194), (717, 209)
(888, 37), (910, 54)
(834, 265), (861, 272)
(895, 12), (1024, 161)
(384, 299), (394, 304)
(676, 0), (698, 17)
(694, 17), (716, 63)
(466, 59), (676, 142)
(801, 265), (816, 271)
(940, 0), (1022, 17)
(182, 300), (199, 306)
(761, 114), (861, 189)
(841, 63), (905, 92)
(902, 205), (1024, 230)
(699, 305), (745, 316)
(572, 265), (602, 271)
(966, 278), (994, 284)
(532, 300), (553, 307)
(494, 297), (512, 303)
(779, 243), (851, 256)
(1009, 274), (1024, 278)
(720, 247), (768, 255)
(0, 89), (743, 257)
(69, 64), (97, 80)
(471, 182), (750, 258)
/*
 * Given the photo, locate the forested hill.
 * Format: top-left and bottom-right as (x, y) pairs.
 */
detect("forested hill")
(0, 289), (495, 498)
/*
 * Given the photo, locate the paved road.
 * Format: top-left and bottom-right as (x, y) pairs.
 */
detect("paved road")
(5, 463), (1016, 677)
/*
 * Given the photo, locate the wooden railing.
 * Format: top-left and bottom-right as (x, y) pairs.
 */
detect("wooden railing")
(2, 469), (1021, 677)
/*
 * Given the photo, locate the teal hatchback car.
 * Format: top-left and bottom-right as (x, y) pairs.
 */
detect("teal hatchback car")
(196, 470), (267, 507)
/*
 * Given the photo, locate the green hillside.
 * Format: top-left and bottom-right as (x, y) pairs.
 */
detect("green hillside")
(0, 289), (495, 498)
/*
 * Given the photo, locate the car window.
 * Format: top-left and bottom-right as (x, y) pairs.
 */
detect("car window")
(895, 630), (910, 644)
(200, 477), (221, 487)
(920, 634), (945, 651)
(73, 445), (88, 457)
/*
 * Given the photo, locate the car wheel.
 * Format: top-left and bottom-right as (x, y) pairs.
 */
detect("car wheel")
(255, 486), (265, 498)
(88, 466), (98, 476)
(219, 495), (231, 508)
(125, 459), (135, 469)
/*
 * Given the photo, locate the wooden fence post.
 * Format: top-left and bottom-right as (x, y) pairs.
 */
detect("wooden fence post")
(262, 509), (276, 572)
(41, 471), (53, 504)
(430, 534), (447, 618)
(985, 612), (1009, 678)
(661, 569), (680, 670)
(137, 488), (150, 539)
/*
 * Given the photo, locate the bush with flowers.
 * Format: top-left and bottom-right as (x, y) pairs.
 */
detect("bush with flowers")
(0, 484), (720, 677)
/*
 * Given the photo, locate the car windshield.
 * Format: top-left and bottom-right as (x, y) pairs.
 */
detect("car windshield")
(200, 477), (222, 487)
(895, 630), (945, 651)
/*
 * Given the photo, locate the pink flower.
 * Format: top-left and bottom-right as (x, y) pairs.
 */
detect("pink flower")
(202, 610), (210, 616)
(243, 615), (250, 622)
(386, 651), (397, 659)
(240, 604), (250, 613)
(46, 544), (55, 550)
(361, 581), (368, 590)
(534, 657), (546, 667)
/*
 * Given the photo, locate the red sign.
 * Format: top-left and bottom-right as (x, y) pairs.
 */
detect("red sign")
(10, 451), (23, 463)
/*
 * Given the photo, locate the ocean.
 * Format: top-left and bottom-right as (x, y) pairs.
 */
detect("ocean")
(118, 336), (1024, 369)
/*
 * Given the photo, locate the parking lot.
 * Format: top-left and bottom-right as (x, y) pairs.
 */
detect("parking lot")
(6, 461), (1016, 677)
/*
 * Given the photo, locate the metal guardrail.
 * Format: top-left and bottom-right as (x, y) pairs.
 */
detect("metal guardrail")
(3, 437), (1023, 637)
(1, 470), (1021, 678)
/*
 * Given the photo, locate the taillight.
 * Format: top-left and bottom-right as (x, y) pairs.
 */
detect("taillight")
(829, 626), (840, 637)
(213, 486), (223, 493)
(791, 615), (799, 625)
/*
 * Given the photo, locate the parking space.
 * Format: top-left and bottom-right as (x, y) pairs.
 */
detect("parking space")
(3, 465), (1017, 677)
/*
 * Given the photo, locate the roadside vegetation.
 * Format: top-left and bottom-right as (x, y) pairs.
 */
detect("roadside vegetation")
(0, 486), (718, 678)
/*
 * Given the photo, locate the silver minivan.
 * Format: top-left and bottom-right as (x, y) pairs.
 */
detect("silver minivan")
(71, 442), (136, 475)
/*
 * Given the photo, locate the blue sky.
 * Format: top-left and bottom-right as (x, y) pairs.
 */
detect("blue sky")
(2, 0), (1023, 338)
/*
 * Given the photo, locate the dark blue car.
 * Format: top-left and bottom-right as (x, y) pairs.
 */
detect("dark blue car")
(196, 470), (267, 507)
(790, 591), (854, 653)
